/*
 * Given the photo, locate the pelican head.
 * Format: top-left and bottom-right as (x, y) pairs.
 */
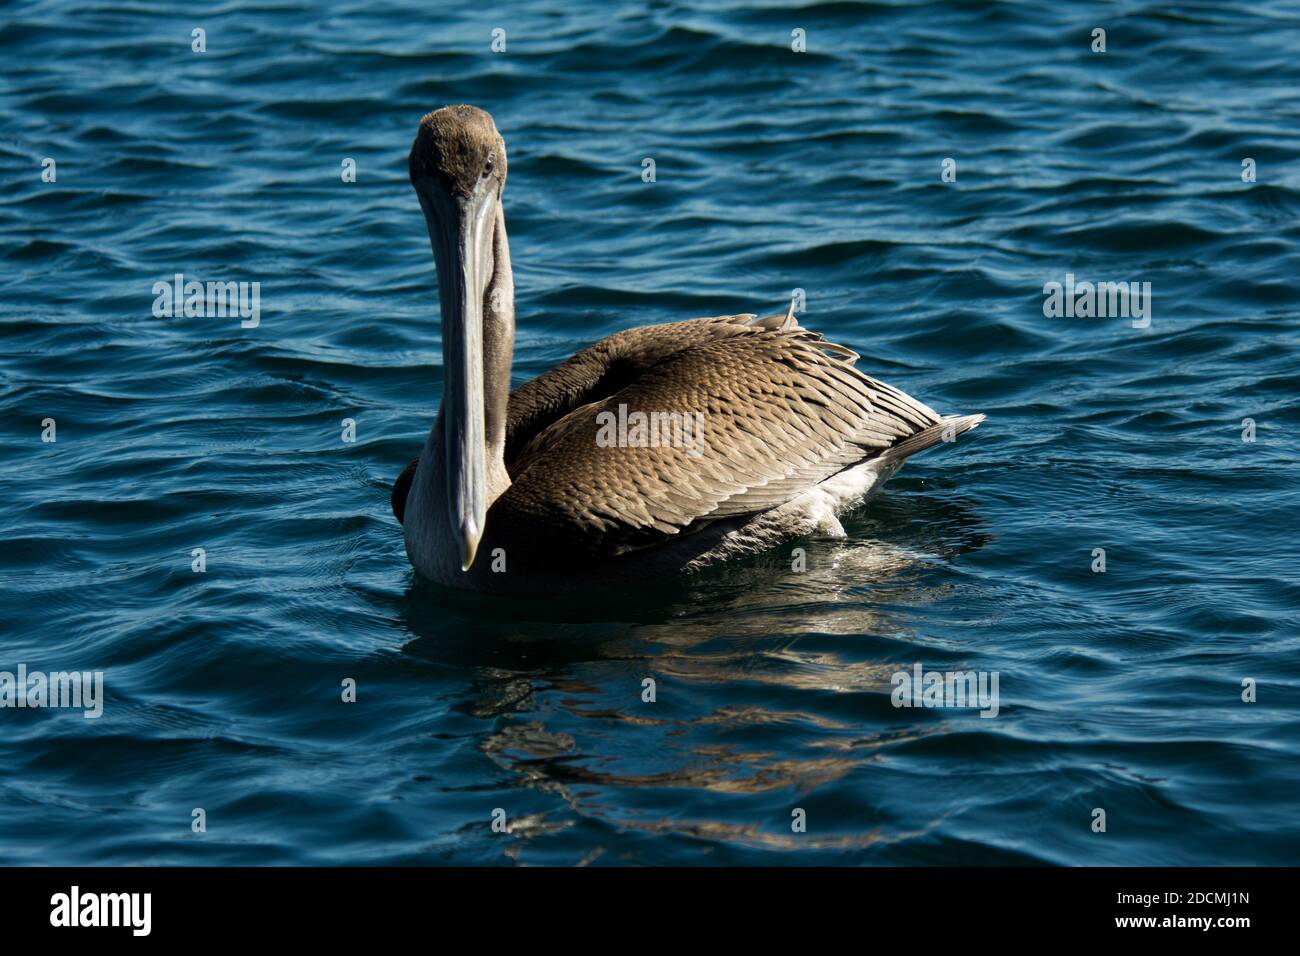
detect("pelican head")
(409, 106), (509, 571)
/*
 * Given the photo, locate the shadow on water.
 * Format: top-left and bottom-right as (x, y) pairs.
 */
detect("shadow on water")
(388, 495), (998, 862)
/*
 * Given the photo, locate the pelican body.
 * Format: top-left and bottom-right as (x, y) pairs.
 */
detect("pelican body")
(395, 105), (984, 592)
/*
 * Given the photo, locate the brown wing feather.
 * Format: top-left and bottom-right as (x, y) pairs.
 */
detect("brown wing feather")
(504, 314), (761, 469)
(490, 315), (943, 560)
(393, 314), (760, 522)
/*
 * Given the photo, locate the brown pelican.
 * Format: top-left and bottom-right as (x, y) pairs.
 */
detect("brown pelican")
(394, 105), (984, 592)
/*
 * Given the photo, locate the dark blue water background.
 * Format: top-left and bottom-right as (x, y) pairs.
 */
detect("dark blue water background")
(1, 0), (1298, 864)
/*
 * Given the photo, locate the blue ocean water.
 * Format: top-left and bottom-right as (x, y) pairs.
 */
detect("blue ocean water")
(1, 0), (1298, 866)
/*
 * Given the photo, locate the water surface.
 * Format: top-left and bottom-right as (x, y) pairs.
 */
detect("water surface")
(1, 0), (1298, 865)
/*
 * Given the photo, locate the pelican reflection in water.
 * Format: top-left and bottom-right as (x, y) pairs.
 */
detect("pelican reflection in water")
(393, 105), (984, 592)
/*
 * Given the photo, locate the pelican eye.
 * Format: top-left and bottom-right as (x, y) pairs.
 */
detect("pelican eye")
(482, 153), (494, 178)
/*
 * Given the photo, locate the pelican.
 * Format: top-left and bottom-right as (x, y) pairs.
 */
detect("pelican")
(394, 105), (984, 592)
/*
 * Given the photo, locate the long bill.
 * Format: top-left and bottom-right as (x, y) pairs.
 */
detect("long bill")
(421, 185), (497, 571)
